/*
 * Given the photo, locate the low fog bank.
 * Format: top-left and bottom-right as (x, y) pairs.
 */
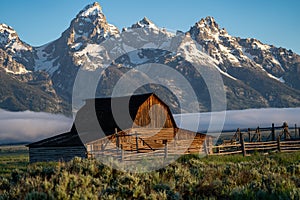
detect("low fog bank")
(174, 107), (300, 133)
(1, 107), (299, 144)
(0, 110), (73, 144)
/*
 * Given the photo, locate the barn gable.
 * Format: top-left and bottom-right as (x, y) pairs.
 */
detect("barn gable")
(73, 93), (177, 143)
(133, 94), (176, 129)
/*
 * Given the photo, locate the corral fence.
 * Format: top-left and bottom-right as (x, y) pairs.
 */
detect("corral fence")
(209, 122), (300, 156)
(87, 122), (300, 161)
(86, 128), (208, 162)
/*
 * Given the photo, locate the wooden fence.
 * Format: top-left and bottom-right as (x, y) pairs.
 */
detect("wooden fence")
(216, 122), (300, 145)
(210, 122), (300, 156)
(211, 139), (300, 156)
(88, 141), (206, 162)
(86, 128), (209, 162)
(86, 122), (300, 161)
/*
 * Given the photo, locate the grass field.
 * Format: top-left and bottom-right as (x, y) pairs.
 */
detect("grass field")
(0, 145), (29, 178)
(0, 146), (300, 199)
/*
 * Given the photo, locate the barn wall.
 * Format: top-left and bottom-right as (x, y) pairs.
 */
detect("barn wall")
(86, 127), (210, 157)
(29, 146), (87, 163)
(133, 95), (175, 128)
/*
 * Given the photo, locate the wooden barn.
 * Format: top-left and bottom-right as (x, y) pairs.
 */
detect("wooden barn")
(27, 93), (211, 162)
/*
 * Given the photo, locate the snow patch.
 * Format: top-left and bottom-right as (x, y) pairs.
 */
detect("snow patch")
(252, 41), (270, 51)
(34, 44), (60, 75)
(258, 65), (285, 83)
(219, 44), (240, 64)
(270, 56), (284, 71)
(279, 76), (285, 83)
(71, 42), (83, 51)
(8, 41), (29, 53)
(142, 42), (157, 49)
(108, 24), (119, 36)
(242, 48), (256, 61)
(75, 43), (103, 57)
(122, 43), (135, 52)
(128, 51), (149, 64)
(179, 38), (237, 81)
(214, 65), (237, 81)
(3, 66), (29, 75)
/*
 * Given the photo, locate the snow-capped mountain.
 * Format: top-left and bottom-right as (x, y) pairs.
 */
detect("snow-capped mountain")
(35, 2), (119, 73)
(1, 2), (300, 114)
(32, 2), (121, 102)
(0, 49), (64, 113)
(188, 16), (300, 109)
(189, 16), (300, 88)
(0, 23), (35, 71)
(0, 24), (31, 55)
(0, 25), (65, 113)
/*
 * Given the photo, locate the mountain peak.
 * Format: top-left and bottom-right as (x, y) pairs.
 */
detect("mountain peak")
(131, 17), (158, 29)
(140, 17), (153, 25)
(195, 16), (219, 30)
(0, 23), (12, 31)
(204, 16), (216, 25)
(0, 23), (18, 42)
(189, 16), (229, 43)
(0, 23), (31, 52)
(77, 2), (103, 18)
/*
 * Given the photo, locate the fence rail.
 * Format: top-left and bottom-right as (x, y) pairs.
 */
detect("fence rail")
(211, 137), (300, 156)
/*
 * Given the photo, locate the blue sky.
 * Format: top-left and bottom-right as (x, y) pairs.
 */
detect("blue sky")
(0, 0), (299, 54)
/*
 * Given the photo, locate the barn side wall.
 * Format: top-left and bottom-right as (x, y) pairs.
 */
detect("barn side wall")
(29, 146), (87, 163)
(133, 95), (175, 128)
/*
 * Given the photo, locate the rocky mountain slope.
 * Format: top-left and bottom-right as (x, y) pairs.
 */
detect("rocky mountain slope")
(1, 2), (300, 114)
(0, 25), (65, 113)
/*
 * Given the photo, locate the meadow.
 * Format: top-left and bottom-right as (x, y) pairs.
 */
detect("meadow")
(0, 145), (28, 178)
(0, 146), (300, 199)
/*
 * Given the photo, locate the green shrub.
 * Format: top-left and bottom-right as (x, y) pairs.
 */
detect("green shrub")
(1, 152), (300, 199)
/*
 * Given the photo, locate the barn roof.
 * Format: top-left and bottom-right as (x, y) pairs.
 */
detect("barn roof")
(28, 93), (177, 147)
(27, 132), (83, 148)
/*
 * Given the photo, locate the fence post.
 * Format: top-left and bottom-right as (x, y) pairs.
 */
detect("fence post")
(174, 131), (177, 148)
(237, 128), (241, 142)
(135, 131), (139, 153)
(208, 137), (213, 154)
(120, 144), (124, 162)
(283, 122), (289, 140)
(248, 128), (251, 142)
(299, 128), (300, 139)
(240, 133), (246, 157)
(164, 141), (168, 159)
(257, 127), (261, 142)
(277, 136), (281, 152)
(272, 123), (275, 141)
(204, 139), (209, 155)
(86, 144), (92, 159)
(116, 131), (119, 149)
(295, 124), (297, 139)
